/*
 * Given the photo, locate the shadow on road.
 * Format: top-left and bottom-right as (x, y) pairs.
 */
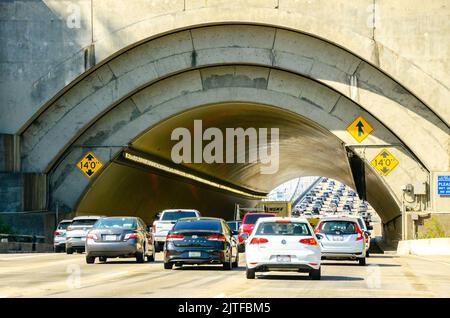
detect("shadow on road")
(257, 274), (364, 281)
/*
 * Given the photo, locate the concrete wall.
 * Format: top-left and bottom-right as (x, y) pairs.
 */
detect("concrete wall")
(1, 0), (449, 135)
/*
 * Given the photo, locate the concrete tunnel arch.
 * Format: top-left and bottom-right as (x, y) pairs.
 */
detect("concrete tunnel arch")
(20, 25), (447, 243)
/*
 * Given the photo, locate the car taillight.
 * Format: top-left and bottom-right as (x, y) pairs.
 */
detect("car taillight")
(299, 238), (318, 245)
(53, 231), (61, 236)
(152, 224), (156, 233)
(249, 237), (269, 244)
(207, 235), (226, 241)
(87, 233), (98, 240)
(166, 234), (184, 241)
(124, 232), (138, 240)
(355, 224), (363, 241)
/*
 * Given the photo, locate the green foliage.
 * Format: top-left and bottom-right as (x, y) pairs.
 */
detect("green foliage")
(0, 216), (12, 234)
(417, 215), (446, 239)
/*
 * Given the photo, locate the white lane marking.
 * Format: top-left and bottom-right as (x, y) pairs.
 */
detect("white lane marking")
(101, 271), (129, 279)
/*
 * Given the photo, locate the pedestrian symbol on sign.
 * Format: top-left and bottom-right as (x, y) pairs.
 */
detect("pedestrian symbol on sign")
(76, 152), (103, 178)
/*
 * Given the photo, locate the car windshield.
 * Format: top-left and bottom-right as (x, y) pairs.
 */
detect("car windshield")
(94, 218), (136, 229)
(243, 214), (274, 224)
(58, 222), (71, 230)
(255, 222), (311, 236)
(227, 222), (240, 231)
(173, 220), (221, 232)
(161, 211), (198, 221)
(319, 221), (357, 234)
(71, 219), (98, 226)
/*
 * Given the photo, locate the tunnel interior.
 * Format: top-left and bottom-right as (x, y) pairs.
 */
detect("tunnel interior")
(75, 103), (399, 231)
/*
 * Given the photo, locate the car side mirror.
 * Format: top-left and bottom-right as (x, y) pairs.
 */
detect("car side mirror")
(240, 233), (249, 240)
(367, 225), (373, 230)
(365, 231), (371, 237)
(316, 233), (323, 240)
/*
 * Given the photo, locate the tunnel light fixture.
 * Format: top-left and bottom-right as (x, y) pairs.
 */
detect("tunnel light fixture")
(123, 152), (267, 199)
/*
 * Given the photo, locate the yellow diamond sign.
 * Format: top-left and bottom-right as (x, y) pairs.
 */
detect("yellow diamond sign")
(347, 116), (373, 143)
(371, 149), (399, 176)
(77, 152), (103, 178)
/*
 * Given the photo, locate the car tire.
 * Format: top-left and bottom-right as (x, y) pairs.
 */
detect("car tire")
(246, 268), (256, 279)
(99, 256), (107, 263)
(359, 258), (367, 266)
(136, 249), (145, 263)
(223, 250), (232, 270)
(147, 248), (155, 262)
(309, 267), (321, 280)
(238, 244), (245, 253)
(164, 262), (173, 270)
(232, 250), (239, 268)
(366, 251), (370, 257)
(66, 248), (74, 255)
(86, 256), (95, 264)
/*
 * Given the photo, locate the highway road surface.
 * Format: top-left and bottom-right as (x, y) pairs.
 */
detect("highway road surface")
(0, 253), (449, 297)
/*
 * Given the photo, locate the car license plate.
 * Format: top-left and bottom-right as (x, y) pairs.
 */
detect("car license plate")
(188, 251), (201, 258)
(276, 255), (291, 263)
(333, 236), (344, 241)
(104, 235), (117, 241)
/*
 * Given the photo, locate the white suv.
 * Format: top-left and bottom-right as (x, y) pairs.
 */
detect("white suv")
(66, 215), (104, 254)
(244, 217), (321, 280)
(314, 216), (367, 266)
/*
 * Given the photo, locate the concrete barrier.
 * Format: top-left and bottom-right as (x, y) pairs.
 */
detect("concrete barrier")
(0, 242), (54, 253)
(397, 238), (450, 256)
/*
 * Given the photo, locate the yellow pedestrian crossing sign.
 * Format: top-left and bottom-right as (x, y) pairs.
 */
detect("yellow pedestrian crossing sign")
(371, 149), (399, 176)
(347, 116), (373, 143)
(77, 152), (103, 178)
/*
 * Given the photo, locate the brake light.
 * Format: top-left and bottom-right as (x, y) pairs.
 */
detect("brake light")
(166, 234), (184, 241)
(355, 224), (363, 241)
(299, 238), (318, 245)
(87, 233), (98, 240)
(124, 232), (138, 240)
(207, 235), (226, 241)
(249, 237), (269, 244)
(152, 224), (156, 233)
(53, 231), (61, 236)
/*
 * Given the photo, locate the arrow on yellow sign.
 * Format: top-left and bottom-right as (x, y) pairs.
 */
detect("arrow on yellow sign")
(347, 116), (373, 143)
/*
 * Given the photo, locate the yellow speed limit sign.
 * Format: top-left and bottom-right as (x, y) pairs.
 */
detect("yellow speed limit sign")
(371, 149), (399, 176)
(77, 152), (103, 178)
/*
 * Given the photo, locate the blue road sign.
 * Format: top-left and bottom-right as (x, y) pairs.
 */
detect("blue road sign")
(437, 176), (450, 196)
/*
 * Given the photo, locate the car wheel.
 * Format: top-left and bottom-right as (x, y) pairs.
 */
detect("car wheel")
(136, 249), (145, 263)
(366, 251), (370, 257)
(359, 258), (367, 266)
(164, 262), (173, 270)
(86, 256), (95, 264)
(232, 250), (239, 268)
(99, 256), (107, 263)
(309, 267), (321, 280)
(147, 247), (155, 262)
(246, 268), (256, 279)
(238, 244), (245, 253)
(66, 248), (74, 255)
(223, 249), (232, 270)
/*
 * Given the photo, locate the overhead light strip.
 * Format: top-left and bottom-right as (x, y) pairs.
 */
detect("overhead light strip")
(123, 152), (266, 199)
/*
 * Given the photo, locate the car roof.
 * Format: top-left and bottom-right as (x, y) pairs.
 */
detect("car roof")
(255, 217), (310, 224)
(161, 209), (199, 213)
(59, 219), (72, 223)
(318, 216), (359, 222)
(177, 217), (223, 222)
(72, 215), (105, 220)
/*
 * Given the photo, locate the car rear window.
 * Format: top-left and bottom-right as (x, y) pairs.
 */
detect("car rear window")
(57, 222), (71, 230)
(319, 221), (357, 235)
(71, 219), (99, 226)
(227, 222), (240, 231)
(161, 211), (198, 221)
(94, 218), (136, 229)
(173, 220), (221, 232)
(243, 214), (274, 224)
(255, 222), (311, 236)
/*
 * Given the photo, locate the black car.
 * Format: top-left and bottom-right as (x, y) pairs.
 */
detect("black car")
(164, 217), (239, 270)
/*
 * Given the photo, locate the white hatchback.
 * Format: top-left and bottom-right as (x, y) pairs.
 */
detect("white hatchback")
(244, 217), (321, 280)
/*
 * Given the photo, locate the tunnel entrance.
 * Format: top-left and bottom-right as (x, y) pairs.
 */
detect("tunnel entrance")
(73, 103), (399, 242)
